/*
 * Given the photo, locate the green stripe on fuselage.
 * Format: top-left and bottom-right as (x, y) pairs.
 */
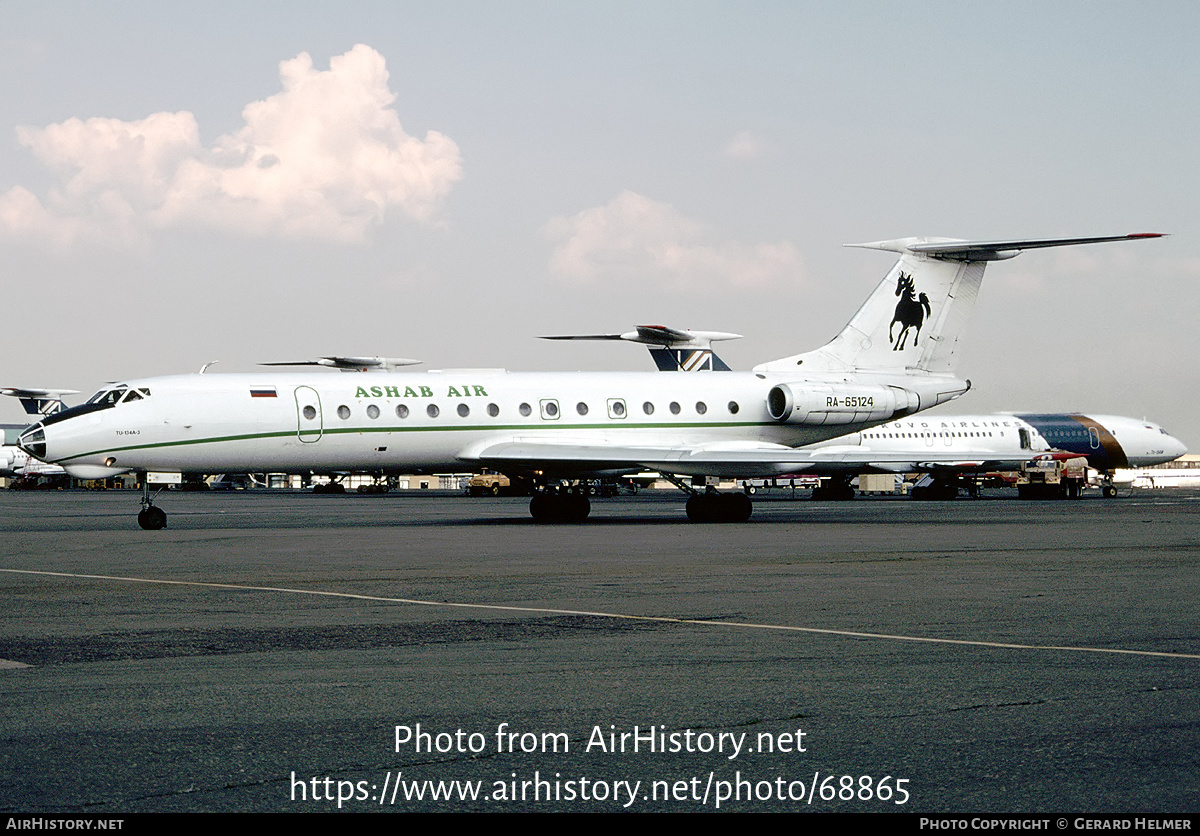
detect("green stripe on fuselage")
(55, 420), (772, 464)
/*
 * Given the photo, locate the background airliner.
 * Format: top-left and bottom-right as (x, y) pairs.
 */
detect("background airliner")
(801, 412), (1185, 500)
(16, 233), (1162, 528)
(0, 389), (75, 485)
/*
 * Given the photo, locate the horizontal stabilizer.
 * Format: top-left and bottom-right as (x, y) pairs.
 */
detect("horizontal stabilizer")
(260, 356), (422, 372)
(847, 233), (1165, 262)
(541, 325), (741, 347)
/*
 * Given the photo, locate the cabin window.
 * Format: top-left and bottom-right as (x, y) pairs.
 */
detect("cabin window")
(728, 401), (739, 414)
(608, 399), (626, 419)
(487, 403), (500, 417)
(519, 402), (532, 417)
(669, 401), (681, 415)
(457, 403), (470, 417)
(695, 401), (707, 415)
(337, 405), (351, 420)
(576, 402), (589, 416)
(366, 404), (380, 419)
(396, 404), (409, 419)
(643, 402), (655, 415)
(427, 404), (440, 418)
(302, 406), (317, 420)
(540, 400), (560, 420)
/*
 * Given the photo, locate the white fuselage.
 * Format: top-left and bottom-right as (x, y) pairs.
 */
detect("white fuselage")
(810, 413), (1185, 472)
(31, 370), (963, 478)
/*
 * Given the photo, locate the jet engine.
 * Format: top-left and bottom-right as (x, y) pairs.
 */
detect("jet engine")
(766, 383), (920, 425)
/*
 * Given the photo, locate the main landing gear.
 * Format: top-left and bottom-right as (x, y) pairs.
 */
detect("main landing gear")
(525, 474), (753, 524)
(661, 474), (753, 523)
(685, 490), (753, 523)
(137, 477), (167, 530)
(529, 486), (591, 523)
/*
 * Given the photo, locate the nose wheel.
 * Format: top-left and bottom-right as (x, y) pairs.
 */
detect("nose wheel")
(137, 478), (168, 530)
(137, 506), (167, 530)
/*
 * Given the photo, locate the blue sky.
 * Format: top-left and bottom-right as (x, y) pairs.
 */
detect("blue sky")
(2, 1), (1197, 446)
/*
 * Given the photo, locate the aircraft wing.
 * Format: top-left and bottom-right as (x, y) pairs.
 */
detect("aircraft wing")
(460, 439), (1061, 478)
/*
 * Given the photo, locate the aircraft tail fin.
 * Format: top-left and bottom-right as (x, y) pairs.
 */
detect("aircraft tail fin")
(754, 234), (1163, 376)
(647, 346), (732, 371)
(0, 388), (79, 416)
(542, 325), (740, 371)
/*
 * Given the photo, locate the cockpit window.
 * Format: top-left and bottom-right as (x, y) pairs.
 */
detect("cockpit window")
(87, 386), (128, 406)
(122, 390), (143, 403)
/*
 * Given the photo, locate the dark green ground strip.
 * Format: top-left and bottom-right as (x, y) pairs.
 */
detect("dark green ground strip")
(56, 419), (778, 464)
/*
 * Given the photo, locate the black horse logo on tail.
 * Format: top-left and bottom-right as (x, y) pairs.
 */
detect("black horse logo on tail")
(889, 272), (931, 351)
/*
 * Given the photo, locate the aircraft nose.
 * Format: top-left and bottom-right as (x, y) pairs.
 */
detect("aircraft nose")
(17, 424), (46, 459)
(1167, 433), (1188, 459)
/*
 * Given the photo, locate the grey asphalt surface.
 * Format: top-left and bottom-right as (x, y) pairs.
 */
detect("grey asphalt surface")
(0, 488), (1197, 813)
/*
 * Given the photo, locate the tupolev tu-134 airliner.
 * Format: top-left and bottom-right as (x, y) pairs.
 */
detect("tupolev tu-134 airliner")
(18, 233), (1163, 528)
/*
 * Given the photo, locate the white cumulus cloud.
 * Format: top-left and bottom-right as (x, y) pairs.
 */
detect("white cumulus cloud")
(723, 130), (768, 161)
(545, 190), (801, 289)
(0, 44), (462, 247)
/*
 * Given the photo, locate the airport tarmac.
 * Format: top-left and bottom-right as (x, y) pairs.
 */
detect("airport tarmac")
(1, 488), (1197, 813)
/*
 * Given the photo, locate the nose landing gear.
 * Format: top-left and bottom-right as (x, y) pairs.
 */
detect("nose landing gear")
(137, 478), (167, 530)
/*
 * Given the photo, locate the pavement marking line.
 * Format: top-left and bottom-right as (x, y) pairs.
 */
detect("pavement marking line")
(4, 567), (1199, 661)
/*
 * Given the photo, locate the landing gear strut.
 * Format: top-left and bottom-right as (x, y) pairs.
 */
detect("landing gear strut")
(811, 476), (856, 501)
(910, 476), (960, 501)
(136, 477), (167, 530)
